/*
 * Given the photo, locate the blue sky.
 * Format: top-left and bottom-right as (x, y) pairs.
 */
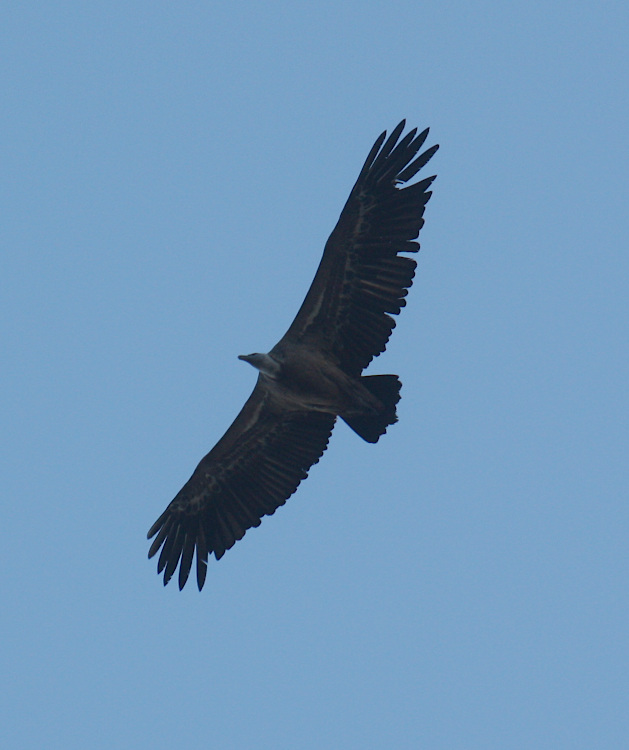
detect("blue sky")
(2, 2), (628, 748)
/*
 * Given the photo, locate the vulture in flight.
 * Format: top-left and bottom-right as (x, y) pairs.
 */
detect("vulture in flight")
(148, 121), (438, 589)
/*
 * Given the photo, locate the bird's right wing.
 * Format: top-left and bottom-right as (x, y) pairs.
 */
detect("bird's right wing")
(147, 378), (336, 590)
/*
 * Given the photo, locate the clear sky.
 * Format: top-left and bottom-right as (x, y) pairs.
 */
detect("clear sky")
(2, 2), (628, 748)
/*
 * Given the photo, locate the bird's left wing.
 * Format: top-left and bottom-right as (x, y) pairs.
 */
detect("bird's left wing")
(148, 379), (336, 590)
(279, 121), (438, 375)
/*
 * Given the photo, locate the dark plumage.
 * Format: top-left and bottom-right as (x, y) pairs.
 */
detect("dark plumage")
(148, 121), (438, 589)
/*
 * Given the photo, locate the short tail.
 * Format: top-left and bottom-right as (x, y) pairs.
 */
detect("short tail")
(342, 375), (402, 444)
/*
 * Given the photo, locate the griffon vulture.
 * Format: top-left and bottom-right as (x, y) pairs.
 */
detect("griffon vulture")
(148, 121), (438, 589)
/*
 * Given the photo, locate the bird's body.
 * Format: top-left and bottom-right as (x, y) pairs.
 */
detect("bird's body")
(240, 346), (384, 417)
(148, 121), (438, 589)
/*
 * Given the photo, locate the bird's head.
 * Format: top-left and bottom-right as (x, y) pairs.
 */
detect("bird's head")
(238, 352), (280, 377)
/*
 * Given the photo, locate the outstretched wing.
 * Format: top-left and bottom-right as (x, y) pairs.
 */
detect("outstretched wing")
(279, 121), (438, 375)
(148, 380), (336, 590)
